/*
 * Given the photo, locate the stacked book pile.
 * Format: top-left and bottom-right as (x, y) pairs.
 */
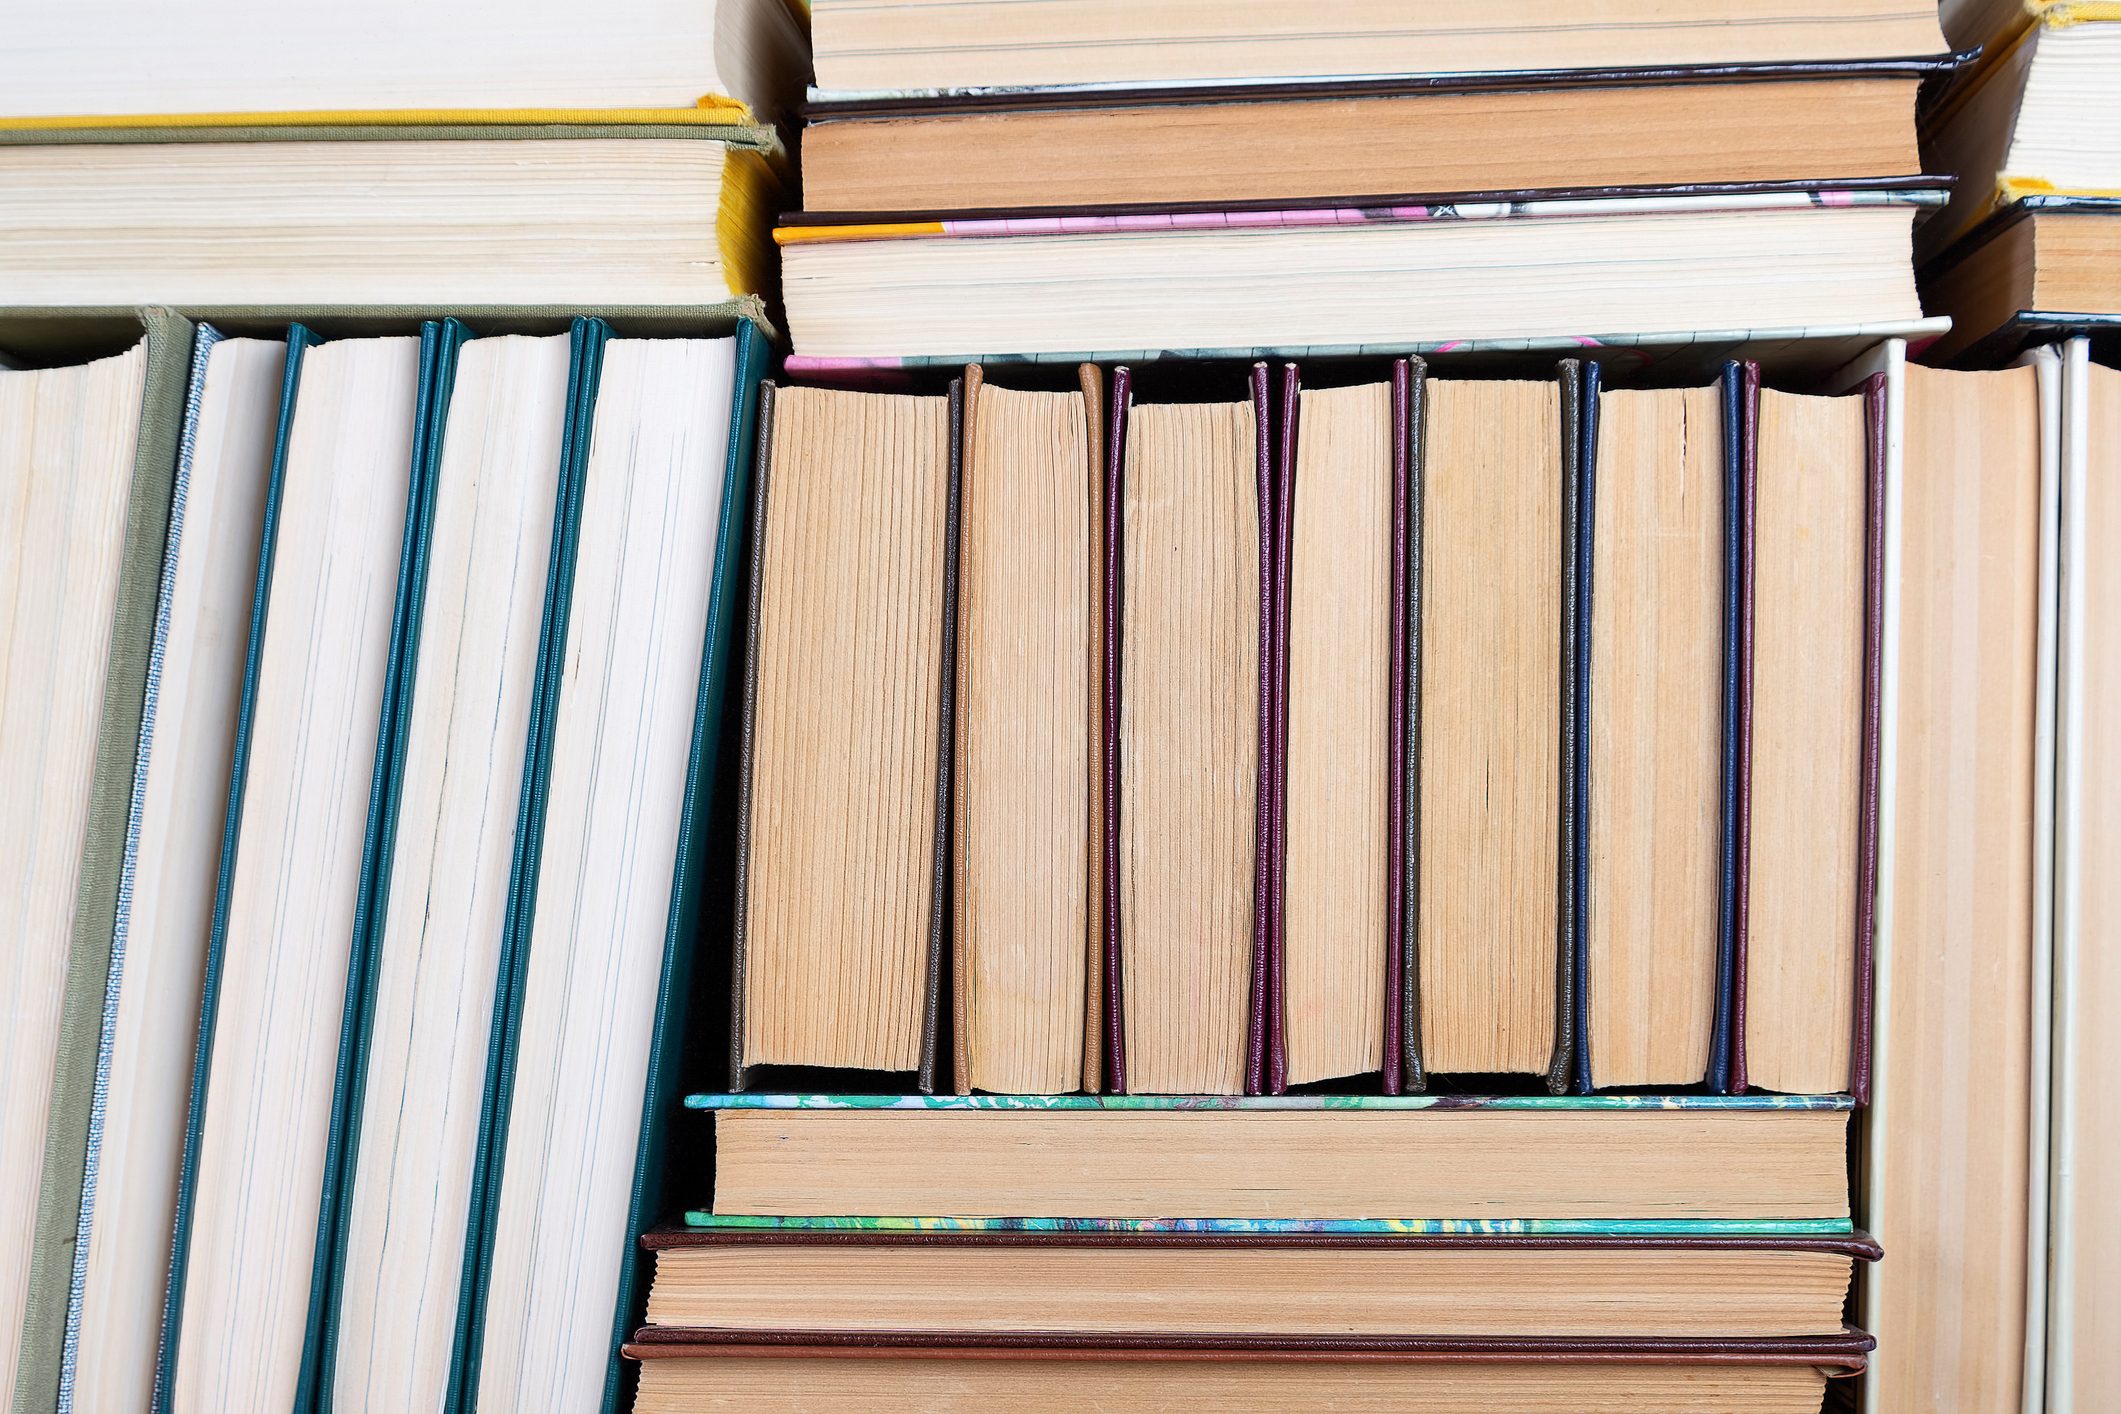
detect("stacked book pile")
(778, 0), (1961, 368)
(1920, 0), (2121, 361)
(0, 5), (807, 1413)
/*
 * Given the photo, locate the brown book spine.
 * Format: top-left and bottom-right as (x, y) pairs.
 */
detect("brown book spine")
(1850, 372), (1889, 1104)
(1729, 364), (1761, 1095)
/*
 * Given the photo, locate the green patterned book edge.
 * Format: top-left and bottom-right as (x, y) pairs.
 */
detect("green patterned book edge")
(15, 307), (193, 1414)
(678, 1214), (1856, 1237)
(686, 1092), (1857, 1112)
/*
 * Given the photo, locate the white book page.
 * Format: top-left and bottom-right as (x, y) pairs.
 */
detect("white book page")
(332, 334), (569, 1412)
(173, 337), (417, 1414)
(475, 336), (733, 1414)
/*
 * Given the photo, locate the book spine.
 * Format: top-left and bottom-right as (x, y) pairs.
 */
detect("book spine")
(1570, 363), (1603, 1095)
(1850, 373), (1889, 1105)
(1101, 369), (1131, 1095)
(1253, 362), (1290, 1096)
(1401, 362), (1429, 1095)
(919, 381), (966, 1097)
(727, 380), (777, 1094)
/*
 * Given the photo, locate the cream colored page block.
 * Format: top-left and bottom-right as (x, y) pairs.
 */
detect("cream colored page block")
(741, 387), (951, 1074)
(1586, 386), (1722, 1086)
(75, 337), (282, 1414)
(0, 140), (732, 308)
(2058, 359), (2121, 1409)
(1284, 382), (1390, 1086)
(174, 338), (418, 1414)
(333, 336), (569, 1411)
(1418, 379), (1560, 1077)
(809, 0), (1945, 91)
(959, 385), (1091, 1094)
(649, 1244), (1852, 1338)
(1747, 391), (1867, 1094)
(475, 338), (733, 1414)
(1871, 364), (2040, 1414)
(0, 345), (145, 1407)
(1119, 400), (1259, 1095)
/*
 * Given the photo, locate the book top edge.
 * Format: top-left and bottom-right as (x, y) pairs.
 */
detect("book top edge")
(675, 1213), (1863, 1236)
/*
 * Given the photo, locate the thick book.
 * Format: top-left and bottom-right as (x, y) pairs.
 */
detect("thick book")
(638, 1225), (1880, 1340)
(799, 69), (1931, 218)
(727, 380), (961, 1093)
(0, 132), (782, 311)
(776, 189), (1938, 366)
(951, 365), (1105, 1095)
(60, 325), (283, 1414)
(690, 1094), (1853, 1224)
(1860, 347), (2052, 1414)
(1101, 365), (1273, 1095)
(456, 321), (770, 1414)
(1, 312), (187, 1414)
(805, 0), (1949, 98)
(1920, 195), (2121, 365)
(0, 0), (806, 126)
(624, 1328), (1876, 1412)
(155, 322), (439, 1414)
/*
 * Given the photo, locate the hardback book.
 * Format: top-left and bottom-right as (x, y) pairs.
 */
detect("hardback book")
(1103, 366), (1271, 1095)
(951, 366), (1105, 1096)
(799, 69), (1933, 218)
(2047, 339), (2118, 1406)
(1574, 368), (1737, 1093)
(625, 1331), (1876, 1413)
(2, 0), (806, 124)
(639, 1227), (1880, 1340)
(460, 323), (768, 1414)
(1921, 4), (2121, 259)
(62, 326), (282, 1414)
(158, 325), (431, 1413)
(1919, 195), (2121, 365)
(692, 1095), (1854, 1224)
(1265, 365), (1407, 1092)
(727, 381), (960, 1093)
(0, 317), (184, 1414)
(805, 0), (1948, 98)
(1730, 372), (1885, 1099)
(1944, 0), (2045, 50)
(776, 191), (1937, 365)
(1861, 348), (2050, 1414)
(1410, 366), (1577, 1089)
(318, 325), (573, 1410)
(0, 133), (781, 311)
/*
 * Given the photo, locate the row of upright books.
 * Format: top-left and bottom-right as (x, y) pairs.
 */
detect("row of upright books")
(729, 359), (1881, 1100)
(2, 313), (767, 1414)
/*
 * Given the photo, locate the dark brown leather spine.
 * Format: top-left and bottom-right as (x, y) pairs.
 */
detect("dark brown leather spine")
(726, 381), (779, 1093)
(1730, 364), (1762, 1095)
(915, 381), (965, 1096)
(949, 368), (984, 1095)
(1101, 368), (1132, 1094)
(1079, 363), (1107, 1095)
(1549, 361), (1583, 1095)
(1257, 364), (1296, 1095)
(1401, 361), (1429, 1094)
(1850, 372), (1889, 1105)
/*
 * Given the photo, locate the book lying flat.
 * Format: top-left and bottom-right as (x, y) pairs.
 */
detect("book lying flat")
(1921, 5), (2121, 257)
(777, 190), (1938, 364)
(625, 1329), (1876, 1412)
(800, 72), (1928, 218)
(806, 0), (1949, 98)
(639, 1227), (1879, 1340)
(1, 0), (806, 125)
(0, 320), (178, 1414)
(0, 134), (781, 310)
(692, 1095), (1853, 1223)
(1920, 196), (2121, 364)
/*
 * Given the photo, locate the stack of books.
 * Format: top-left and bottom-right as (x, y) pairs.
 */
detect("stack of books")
(1920, 0), (2121, 361)
(779, 0), (1960, 368)
(0, 4), (807, 1412)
